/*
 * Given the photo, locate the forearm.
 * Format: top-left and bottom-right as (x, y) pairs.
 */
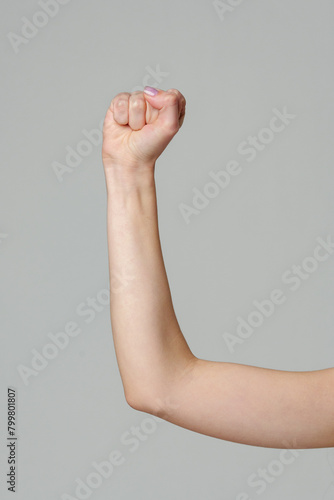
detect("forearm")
(105, 164), (195, 412)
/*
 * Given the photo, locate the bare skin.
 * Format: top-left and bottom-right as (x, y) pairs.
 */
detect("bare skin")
(102, 86), (334, 449)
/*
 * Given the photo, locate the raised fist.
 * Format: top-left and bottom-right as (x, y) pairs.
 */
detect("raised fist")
(102, 87), (186, 169)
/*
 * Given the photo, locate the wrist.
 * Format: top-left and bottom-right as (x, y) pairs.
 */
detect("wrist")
(104, 161), (157, 212)
(104, 160), (156, 192)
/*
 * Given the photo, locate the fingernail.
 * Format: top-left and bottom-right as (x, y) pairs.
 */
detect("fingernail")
(144, 86), (158, 96)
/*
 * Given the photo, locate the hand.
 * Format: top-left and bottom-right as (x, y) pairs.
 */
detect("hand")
(102, 87), (186, 169)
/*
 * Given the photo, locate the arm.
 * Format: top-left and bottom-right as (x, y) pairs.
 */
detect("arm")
(102, 86), (334, 449)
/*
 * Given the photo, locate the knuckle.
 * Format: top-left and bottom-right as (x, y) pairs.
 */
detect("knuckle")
(130, 97), (145, 110)
(167, 88), (183, 101)
(114, 93), (129, 106)
(113, 92), (129, 111)
(167, 88), (180, 96)
(116, 99), (127, 108)
(117, 92), (130, 99)
(166, 93), (178, 105)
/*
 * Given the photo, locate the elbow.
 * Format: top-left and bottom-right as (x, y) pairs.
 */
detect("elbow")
(124, 356), (198, 418)
(124, 388), (170, 420)
(124, 388), (159, 416)
(125, 391), (145, 413)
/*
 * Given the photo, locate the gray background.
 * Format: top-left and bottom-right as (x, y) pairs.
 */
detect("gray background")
(1, 0), (334, 498)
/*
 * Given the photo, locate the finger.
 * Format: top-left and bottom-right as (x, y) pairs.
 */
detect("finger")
(143, 87), (185, 134)
(167, 88), (186, 127)
(112, 92), (130, 125)
(129, 91), (146, 131)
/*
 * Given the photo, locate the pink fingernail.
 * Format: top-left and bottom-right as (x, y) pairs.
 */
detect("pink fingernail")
(144, 86), (158, 96)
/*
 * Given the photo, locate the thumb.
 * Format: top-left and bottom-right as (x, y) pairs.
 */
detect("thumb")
(143, 86), (185, 134)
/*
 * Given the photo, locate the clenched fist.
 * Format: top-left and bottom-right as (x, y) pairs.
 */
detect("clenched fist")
(102, 87), (186, 170)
